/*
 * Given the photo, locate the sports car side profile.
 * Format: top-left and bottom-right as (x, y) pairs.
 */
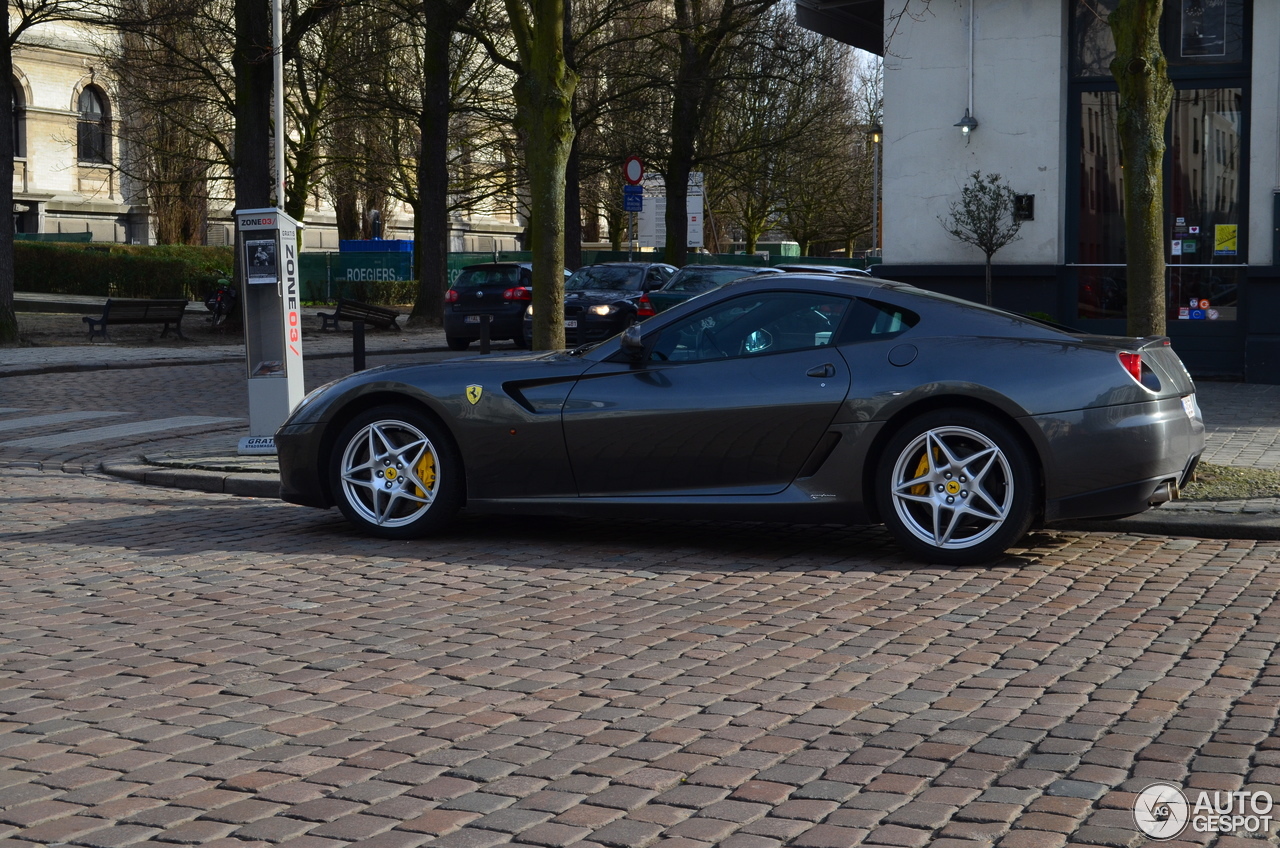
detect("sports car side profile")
(277, 274), (1205, 565)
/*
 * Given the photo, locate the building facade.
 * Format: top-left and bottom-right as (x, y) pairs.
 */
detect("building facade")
(12, 21), (525, 255)
(797, 0), (1279, 382)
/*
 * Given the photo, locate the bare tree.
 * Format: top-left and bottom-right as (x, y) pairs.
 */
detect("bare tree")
(939, 171), (1023, 307)
(659, 0), (779, 267)
(708, 8), (858, 254)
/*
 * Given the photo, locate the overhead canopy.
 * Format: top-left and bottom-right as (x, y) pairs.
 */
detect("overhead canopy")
(794, 0), (883, 55)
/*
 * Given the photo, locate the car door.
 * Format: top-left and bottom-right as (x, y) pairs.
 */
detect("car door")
(562, 290), (853, 497)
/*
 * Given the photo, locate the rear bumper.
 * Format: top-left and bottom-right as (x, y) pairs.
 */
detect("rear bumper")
(445, 309), (525, 341)
(1036, 394), (1205, 522)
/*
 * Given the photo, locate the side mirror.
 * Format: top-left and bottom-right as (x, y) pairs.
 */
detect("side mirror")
(620, 324), (645, 364)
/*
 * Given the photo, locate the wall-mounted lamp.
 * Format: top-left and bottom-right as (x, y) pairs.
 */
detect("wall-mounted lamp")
(954, 109), (978, 142)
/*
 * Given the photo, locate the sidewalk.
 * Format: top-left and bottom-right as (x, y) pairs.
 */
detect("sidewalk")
(7, 298), (1280, 540)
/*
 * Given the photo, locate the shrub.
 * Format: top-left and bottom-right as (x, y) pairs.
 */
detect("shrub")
(16, 242), (234, 300)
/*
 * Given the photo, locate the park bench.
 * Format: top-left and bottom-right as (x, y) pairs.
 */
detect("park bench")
(318, 298), (402, 331)
(83, 298), (190, 341)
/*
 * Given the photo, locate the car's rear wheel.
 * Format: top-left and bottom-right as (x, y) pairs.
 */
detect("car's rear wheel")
(328, 405), (462, 538)
(876, 409), (1035, 565)
(446, 336), (471, 351)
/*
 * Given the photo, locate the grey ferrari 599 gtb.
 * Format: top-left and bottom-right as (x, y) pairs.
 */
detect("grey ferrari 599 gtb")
(277, 273), (1205, 565)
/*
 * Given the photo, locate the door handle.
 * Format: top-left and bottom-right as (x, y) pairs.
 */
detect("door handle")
(806, 364), (836, 378)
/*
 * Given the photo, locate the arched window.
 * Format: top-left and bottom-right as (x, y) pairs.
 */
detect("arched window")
(77, 86), (110, 164)
(11, 80), (23, 158)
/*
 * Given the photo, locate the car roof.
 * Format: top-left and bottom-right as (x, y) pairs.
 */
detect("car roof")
(580, 261), (672, 269)
(775, 264), (872, 275)
(671, 264), (781, 273)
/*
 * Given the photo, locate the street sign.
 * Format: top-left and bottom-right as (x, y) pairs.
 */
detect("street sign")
(623, 184), (643, 212)
(623, 156), (645, 186)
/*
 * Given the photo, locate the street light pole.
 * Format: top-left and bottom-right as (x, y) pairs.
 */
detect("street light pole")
(870, 124), (882, 258)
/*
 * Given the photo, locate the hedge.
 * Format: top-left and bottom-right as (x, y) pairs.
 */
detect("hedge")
(16, 242), (235, 301)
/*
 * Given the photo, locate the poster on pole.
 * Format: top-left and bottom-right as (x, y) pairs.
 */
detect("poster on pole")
(638, 173), (704, 248)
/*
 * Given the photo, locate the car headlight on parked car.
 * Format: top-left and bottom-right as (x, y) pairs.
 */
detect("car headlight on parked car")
(589, 304), (615, 316)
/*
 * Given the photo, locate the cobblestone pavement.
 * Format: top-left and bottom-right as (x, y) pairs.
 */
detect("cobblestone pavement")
(0, 469), (1278, 848)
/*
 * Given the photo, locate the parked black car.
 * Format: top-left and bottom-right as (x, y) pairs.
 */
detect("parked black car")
(648, 265), (784, 313)
(445, 263), (569, 351)
(525, 262), (676, 345)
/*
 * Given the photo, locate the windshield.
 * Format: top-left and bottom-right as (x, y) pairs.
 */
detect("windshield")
(566, 265), (645, 291)
(664, 267), (757, 293)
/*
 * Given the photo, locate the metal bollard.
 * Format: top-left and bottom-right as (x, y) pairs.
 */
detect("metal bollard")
(353, 321), (366, 371)
(479, 314), (492, 354)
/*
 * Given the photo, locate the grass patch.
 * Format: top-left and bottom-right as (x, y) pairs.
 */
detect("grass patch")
(1180, 462), (1280, 501)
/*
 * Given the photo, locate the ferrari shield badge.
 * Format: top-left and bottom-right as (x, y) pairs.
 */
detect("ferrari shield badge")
(466, 385), (483, 405)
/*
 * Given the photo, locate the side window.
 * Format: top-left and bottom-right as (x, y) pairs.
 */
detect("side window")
(645, 267), (670, 289)
(649, 292), (851, 363)
(839, 298), (919, 343)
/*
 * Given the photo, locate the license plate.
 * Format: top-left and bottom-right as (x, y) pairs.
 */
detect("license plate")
(465, 315), (480, 323)
(1182, 394), (1197, 418)
(565, 320), (578, 328)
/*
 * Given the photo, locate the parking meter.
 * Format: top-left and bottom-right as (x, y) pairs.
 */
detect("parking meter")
(236, 208), (305, 454)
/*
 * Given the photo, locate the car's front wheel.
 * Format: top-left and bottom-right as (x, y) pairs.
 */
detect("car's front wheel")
(446, 336), (471, 351)
(876, 409), (1035, 565)
(328, 406), (463, 538)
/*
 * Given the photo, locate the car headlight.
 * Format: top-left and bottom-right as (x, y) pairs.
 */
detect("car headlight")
(589, 304), (615, 316)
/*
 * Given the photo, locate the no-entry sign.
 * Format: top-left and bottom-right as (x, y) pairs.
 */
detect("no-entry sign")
(623, 156), (645, 186)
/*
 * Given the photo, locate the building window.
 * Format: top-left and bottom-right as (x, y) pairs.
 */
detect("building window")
(77, 86), (110, 164)
(1072, 0), (1247, 78)
(11, 82), (24, 158)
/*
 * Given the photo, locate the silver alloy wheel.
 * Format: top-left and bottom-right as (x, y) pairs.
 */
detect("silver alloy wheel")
(888, 424), (1015, 550)
(338, 418), (440, 528)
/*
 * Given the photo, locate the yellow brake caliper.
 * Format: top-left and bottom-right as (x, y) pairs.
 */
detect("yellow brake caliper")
(909, 448), (934, 496)
(414, 451), (436, 498)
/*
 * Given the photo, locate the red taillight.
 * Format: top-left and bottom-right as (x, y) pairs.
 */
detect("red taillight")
(503, 286), (532, 302)
(1118, 351), (1143, 383)
(636, 295), (655, 318)
(445, 289), (459, 303)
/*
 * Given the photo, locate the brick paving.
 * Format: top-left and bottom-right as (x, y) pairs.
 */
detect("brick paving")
(0, 468), (1277, 846)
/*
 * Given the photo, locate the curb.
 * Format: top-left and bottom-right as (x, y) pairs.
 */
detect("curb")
(1057, 511), (1280, 541)
(101, 461), (280, 499)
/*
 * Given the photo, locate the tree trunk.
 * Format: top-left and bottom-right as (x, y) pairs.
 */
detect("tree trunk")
(1110, 0), (1172, 338)
(564, 132), (582, 270)
(663, 65), (699, 267)
(984, 254), (993, 306)
(0, 31), (18, 343)
(508, 0), (577, 351)
(234, 0), (273, 211)
(411, 18), (455, 326)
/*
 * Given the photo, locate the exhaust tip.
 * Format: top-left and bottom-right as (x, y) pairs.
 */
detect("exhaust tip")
(1149, 480), (1179, 506)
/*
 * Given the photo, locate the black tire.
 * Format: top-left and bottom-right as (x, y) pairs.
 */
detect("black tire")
(875, 408), (1035, 565)
(328, 405), (463, 539)
(446, 336), (471, 351)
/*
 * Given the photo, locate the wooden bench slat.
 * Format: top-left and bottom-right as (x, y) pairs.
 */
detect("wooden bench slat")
(318, 298), (401, 331)
(84, 298), (190, 341)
